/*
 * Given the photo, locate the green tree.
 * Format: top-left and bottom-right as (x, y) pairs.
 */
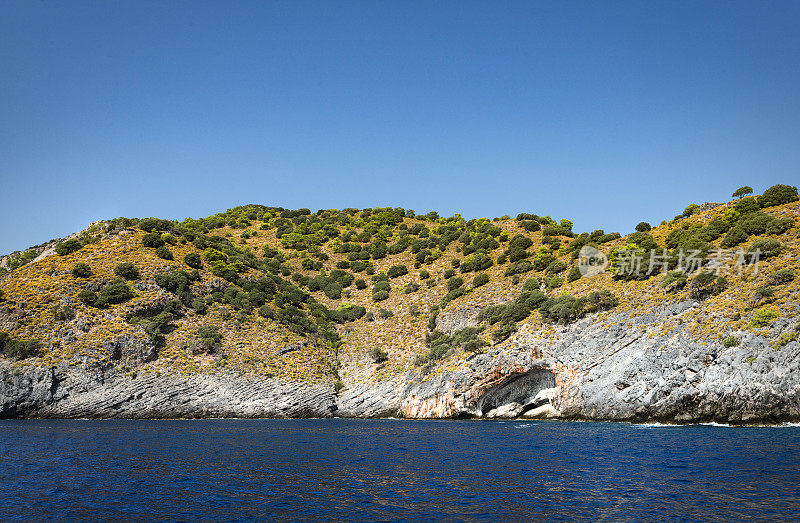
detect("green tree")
(732, 186), (753, 199)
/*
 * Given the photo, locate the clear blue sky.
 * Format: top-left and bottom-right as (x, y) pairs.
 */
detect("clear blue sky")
(2, 1), (799, 254)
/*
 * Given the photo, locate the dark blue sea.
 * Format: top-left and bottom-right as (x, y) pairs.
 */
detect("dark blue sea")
(1, 419), (799, 521)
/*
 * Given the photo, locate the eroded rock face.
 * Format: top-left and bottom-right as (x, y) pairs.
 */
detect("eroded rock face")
(435, 306), (482, 336)
(342, 300), (800, 425)
(0, 363), (337, 419)
(2, 299), (799, 423)
(476, 370), (556, 416)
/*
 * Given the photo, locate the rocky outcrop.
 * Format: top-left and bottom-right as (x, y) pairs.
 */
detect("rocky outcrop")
(0, 363), (337, 419)
(3, 299), (799, 424)
(339, 300), (800, 425)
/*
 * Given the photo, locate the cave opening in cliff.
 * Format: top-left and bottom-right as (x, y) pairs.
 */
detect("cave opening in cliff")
(476, 369), (556, 417)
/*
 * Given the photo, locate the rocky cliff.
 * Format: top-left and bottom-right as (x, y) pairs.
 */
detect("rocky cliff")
(1, 189), (799, 423)
(3, 298), (797, 424)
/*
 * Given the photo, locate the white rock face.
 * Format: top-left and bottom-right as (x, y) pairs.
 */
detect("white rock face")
(3, 299), (800, 424)
(522, 404), (560, 419)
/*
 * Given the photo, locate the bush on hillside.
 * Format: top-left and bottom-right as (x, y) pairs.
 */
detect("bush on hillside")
(114, 262), (140, 280)
(71, 263), (93, 278)
(0, 332), (40, 360)
(758, 184), (799, 208)
(472, 272), (489, 288)
(184, 252), (203, 269)
(387, 265), (408, 278)
(142, 232), (164, 248)
(683, 204), (700, 217)
(749, 238), (782, 259)
(55, 239), (83, 256)
(155, 246), (174, 260)
(720, 226), (748, 247)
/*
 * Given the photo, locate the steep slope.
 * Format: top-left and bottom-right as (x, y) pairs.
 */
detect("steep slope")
(1, 185), (798, 423)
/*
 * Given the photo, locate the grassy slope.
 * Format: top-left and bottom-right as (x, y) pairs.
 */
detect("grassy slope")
(1, 194), (798, 388)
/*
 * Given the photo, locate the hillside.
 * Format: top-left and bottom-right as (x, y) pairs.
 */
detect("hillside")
(1, 184), (799, 423)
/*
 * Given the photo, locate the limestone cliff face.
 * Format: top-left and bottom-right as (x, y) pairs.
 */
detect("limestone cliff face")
(5, 298), (796, 424)
(0, 363), (337, 419)
(337, 299), (800, 425)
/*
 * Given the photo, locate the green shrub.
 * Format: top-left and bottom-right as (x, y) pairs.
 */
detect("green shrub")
(52, 305), (76, 322)
(539, 295), (583, 324)
(567, 266), (582, 282)
(96, 279), (137, 307)
(472, 272), (489, 288)
(683, 204), (700, 217)
(71, 263), (93, 278)
(324, 282), (343, 300)
(532, 253), (555, 271)
(0, 332), (40, 360)
(720, 226), (748, 247)
(355, 278), (367, 290)
(739, 212), (773, 235)
(372, 290), (389, 302)
(749, 308), (779, 328)
(142, 232), (164, 248)
(779, 332), (798, 347)
(689, 271), (725, 300)
(545, 259), (567, 274)
(584, 290), (618, 312)
(333, 304), (367, 323)
(77, 289), (98, 306)
(114, 262), (140, 280)
(372, 280), (391, 294)
(722, 335), (739, 348)
(522, 278), (541, 292)
(661, 271), (688, 291)
(447, 277), (464, 292)
(184, 252), (203, 269)
(504, 259), (533, 276)
(55, 239), (83, 256)
(192, 297), (208, 315)
(369, 346), (389, 363)
(769, 268), (795, 285)
(732, 186), (753, 199)
(419, 269), (430, 280)
(155, 246), (174, 260)
(754, 286), (775, 301)
(635, 222), (651, 232)
(444, 269), (456, 279)
(749, 238), (783, 259)
(492, 321), (516, 344)
(378, 308), (394, 320)
(387, 265), (408, 278)
(197, 325), (222, 353)
(405, 282), (420, 293)
(765, 216), (794, 235)
(546, 276), (563, 290)
(735, 196), (761, 215)
(758, 184), (799, 208)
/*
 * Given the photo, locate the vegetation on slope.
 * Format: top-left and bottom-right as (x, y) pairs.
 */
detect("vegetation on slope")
(0, 184), (797, 388)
